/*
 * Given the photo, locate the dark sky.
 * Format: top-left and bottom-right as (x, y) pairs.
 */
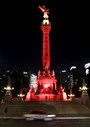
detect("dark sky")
(0, 0), (90, 73)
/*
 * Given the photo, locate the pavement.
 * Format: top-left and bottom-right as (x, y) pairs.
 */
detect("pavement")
(0, 100), (90, 117)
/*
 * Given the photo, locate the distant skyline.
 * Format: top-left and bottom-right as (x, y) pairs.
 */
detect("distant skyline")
(0, 0), (90, 73)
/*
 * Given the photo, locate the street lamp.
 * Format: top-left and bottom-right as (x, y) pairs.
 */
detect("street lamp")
(17, 89), (25, 101)
(68, 88), (75, 101)
(4, 77), (14, 102)
(79, 79), (88, 96)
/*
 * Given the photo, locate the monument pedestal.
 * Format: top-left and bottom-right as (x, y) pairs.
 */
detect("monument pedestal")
(4, 95), (12, 103)
(81, 95), (89, 104)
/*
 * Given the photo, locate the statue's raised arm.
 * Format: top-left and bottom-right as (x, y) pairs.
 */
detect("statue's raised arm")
(38, 5), (49, 19)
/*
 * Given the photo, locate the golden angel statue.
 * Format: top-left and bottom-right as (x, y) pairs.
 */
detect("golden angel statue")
(38, 5), (49, 19)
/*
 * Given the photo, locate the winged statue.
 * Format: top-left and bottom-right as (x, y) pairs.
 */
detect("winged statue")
(38, 5), (49, 19)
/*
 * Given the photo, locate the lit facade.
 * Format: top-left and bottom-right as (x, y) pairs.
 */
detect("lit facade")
(30, 74), (37, 92)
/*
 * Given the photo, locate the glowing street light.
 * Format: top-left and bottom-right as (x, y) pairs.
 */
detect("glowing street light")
(84, 63), (90, 75)
(79, 79), (88, 96)
(4, 77), (14, 102)
(84, 63), (90, 69)
(70, 66), (76, 71)
(17, 89), (25, 101)
(68, 88), (75, 101)
(4, 86), (14, 91)
(79, 86), (88, 91)
(4, 78), (14, 96)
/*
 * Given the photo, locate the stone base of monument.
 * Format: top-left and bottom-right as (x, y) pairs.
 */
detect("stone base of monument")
(81, 95), (89, 104)
(4, 95), (12, 103)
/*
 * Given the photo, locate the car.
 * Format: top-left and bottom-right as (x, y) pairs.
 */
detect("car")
(23, 110), (56, 121)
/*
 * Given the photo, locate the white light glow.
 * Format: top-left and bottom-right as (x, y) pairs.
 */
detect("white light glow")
(4, 86), (14, 90)
(68, 94), (75, 97)
(85, 68), (89, 75)
(23, 71), (28, 74)
(43, 19), (49, 25)
(70, 66), (76, 71)
(61, 70), (66, 73)
(18, 94), (25, 97)
(47, 115), (56, 117)
(84, 63), (90, 69)
(79, 86), (88, 90)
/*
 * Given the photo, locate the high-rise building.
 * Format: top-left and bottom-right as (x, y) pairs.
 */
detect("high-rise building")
(30, 74), (37, 92)
(84, 63), (90, 98)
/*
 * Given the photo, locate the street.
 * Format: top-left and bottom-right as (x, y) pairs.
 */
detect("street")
(0, 117), (90, 127)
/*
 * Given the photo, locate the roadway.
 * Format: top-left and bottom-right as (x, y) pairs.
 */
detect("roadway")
(0, 116), (90, 127)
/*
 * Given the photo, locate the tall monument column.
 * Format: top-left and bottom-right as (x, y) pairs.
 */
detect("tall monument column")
(25, 6), (66, 101)
(39, 6), (51, 71)
(41, 24), (51, 71)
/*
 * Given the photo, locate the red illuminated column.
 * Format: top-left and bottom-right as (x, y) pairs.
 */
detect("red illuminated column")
(41, 23), (51, 71)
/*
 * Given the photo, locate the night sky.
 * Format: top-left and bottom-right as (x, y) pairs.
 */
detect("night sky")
(0, 0), (90, 73)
